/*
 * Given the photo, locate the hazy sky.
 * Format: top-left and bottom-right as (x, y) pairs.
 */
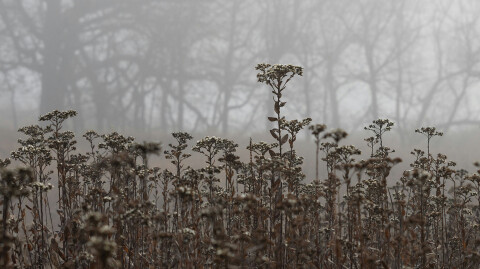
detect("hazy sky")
(0, 0), (479, 138)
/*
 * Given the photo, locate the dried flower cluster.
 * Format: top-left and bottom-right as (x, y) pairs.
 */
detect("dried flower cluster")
(1, 65), (480, 268)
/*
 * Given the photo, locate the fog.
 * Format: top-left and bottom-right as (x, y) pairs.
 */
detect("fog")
(1, 0), (480, 143)
(3, 2), (480, 266)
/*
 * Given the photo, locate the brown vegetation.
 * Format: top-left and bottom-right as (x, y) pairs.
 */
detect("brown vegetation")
(1, 64), (480, 268)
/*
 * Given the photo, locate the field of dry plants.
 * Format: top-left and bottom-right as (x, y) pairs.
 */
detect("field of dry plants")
(1, 64), (480, 268)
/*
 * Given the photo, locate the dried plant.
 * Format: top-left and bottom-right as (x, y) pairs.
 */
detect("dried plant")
(1, 64), (480, 268)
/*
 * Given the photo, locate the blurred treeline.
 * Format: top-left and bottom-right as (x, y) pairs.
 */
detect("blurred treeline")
(1, 0), (480, 137)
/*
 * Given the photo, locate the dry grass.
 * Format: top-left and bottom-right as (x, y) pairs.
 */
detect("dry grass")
(1, 64), (480, 268)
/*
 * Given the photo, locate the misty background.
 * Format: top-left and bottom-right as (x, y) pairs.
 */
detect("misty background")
(1, 0), (480, 171)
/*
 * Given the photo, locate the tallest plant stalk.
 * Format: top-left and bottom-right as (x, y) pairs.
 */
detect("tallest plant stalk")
(255, 64), (302, 267)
